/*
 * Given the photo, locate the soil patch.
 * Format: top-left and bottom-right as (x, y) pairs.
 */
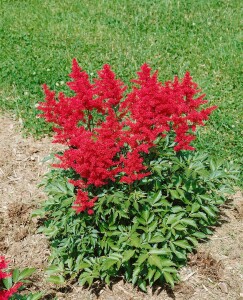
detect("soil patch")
(0, 113), (242, 299)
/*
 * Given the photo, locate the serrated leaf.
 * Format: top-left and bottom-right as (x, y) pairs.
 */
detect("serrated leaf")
(138, 279), (147, 292)
(192, 231), (207, 239)
(31, 208), (45, 218)
(173, 240), (191, 249)
(171, 206), (184, 213)
(166, 214), (178, 225)
(141, 210), (150, 221)
(86, 276), (95, 287)
(130, 234), (141, 248)
(45, 265), (64, 275)
(169, 189), (180, 199)
(191, 202), (200, 213)
(202, 206), (216, 218)
(186, 236), (198, 247)
(149, 248), (170, 255)
(174, 224), (186, 231)
(148, 268), (156, 283)
(105, 275), (110, 285)
(152, 191), (162, 204)
(164, 271), (175, 288)
(160, 199), (171, 206)
(180, 218), (197, 228)
(154, 270), (162, 281)
(147, 214), (155, 224)
(46, 275), (65, 285)
(190, 212), (208, 222)
(102, 258), (117, 270)
(175, 250), (187, 259)
(132, 266), (141, 284)
(122, 250), (135, 263)
(149, 236), (165, 243)
(148, 220), (158, 232)
(162, 267), (177, 273)
(62, 197), (73, 207)
(133, 200), (139, 211)
(148, 255), (163, 270)
(136, 253), (148, 266)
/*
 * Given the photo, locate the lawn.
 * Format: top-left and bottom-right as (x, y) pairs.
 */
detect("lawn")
(0, 0), (242, 176)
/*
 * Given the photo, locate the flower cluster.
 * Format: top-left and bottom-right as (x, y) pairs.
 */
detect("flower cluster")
(38, 59), (216, 213)
(0, 256), (22, 300)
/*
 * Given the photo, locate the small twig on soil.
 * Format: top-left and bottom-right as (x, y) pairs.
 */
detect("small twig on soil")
(182, 271), (197, 282)
(210, 236), (229, 240)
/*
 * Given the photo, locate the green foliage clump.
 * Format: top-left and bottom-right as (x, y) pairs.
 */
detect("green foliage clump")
(35, 138), (238, 291)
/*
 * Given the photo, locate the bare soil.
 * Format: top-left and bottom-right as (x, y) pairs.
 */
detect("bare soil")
(0, 113), (242, 300)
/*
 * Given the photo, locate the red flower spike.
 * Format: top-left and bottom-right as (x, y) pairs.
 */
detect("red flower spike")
(38, 59), (217, 214)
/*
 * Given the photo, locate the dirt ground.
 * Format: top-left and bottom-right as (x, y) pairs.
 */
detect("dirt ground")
(0, 113), (242, 300)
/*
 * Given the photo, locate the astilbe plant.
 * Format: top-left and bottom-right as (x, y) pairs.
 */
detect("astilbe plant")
(38, 59), (216, 215)
(34, 60), (238, 290)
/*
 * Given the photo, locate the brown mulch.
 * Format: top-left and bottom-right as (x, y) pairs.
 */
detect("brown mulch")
(0, 113), (242, 299)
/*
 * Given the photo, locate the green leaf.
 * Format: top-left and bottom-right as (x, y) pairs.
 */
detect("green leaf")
(164, 271), (175, 288)
(46, 275), (65, 285)
(154, 270), (162, 281)
(18, 268), (36, 281)
(102, 258), (117, 270)
(62, 197), (73, 207)
(149, 248), (170, 255)
(122, 250), (135, 263)
(3, 276), (12, 289)
(173, 224), (186, 231)
(160, 199), (171, 206)
(190, 212), (208, 222)
(138, 279), (147, 292)
(28, 292), (44, 300)
(186, 236), (198, 247)
(149, 236), (165, 243)
(171, 206), (184, 213)
(191, 202), (200, 213)
(130, 234), (141, 248)
(192, 231), (207, 239)
(166, 214), (178, 225)
(86, 276), (95, 287)
(202, 206), (216, 218)
(136, 253), (148, 266)
(152, 191), (162, 204)
(162, 267), (177, 273)
(105, 275), (110, 285)
(148, 220), (158, 232)
(133, 200), (139, 211)
(180, 218), (197, 228)
(31, 208), (45, 218)
(148, 268), (156, 283)
(173, 250), (187, 260)
(159, 258), (175, 267)
(141, 210), (150, 221)
(173, 240), (191, 249)
(148, 255), (163, 270)
(132, 267), (141, 284)
(12, 269), (20, 283)
(169, 189), (180, 199)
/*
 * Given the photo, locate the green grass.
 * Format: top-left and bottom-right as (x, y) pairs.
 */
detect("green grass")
(0, 0), (242, 178)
